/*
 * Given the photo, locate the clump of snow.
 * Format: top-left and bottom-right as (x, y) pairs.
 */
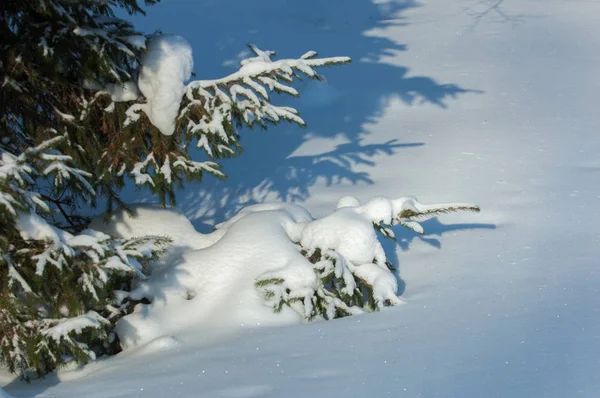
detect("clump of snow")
(89, 204), (216, 251)
(105, 81), (140, 102)
(137, 35), (193, 136)
(336, 195), (361, 209)
(16, 212), (72, 244)
(299, 207), (386, 265)
(349, 262), (401, 305)
(125, 35), (146, 50)
(89, 204), (223, 274)
(110, 204), (308, 350)
(43, 312), (109, 344)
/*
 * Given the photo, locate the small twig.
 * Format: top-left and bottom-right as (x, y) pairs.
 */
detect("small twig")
(40, 194), (77, 228)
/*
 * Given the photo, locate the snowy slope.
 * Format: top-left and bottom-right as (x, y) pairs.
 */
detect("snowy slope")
(4, 0), (600, 396)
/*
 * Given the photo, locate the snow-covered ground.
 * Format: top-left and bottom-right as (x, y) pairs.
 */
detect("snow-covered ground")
(4, 0), (600, 396)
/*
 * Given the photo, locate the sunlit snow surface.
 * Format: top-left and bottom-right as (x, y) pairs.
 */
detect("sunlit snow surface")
(4, 0), (600, 396)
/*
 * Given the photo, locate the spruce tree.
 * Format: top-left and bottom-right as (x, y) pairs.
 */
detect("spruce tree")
(1, 0), (349, 378)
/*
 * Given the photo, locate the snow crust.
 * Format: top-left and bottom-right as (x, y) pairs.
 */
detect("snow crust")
(137, 35), (193, 135)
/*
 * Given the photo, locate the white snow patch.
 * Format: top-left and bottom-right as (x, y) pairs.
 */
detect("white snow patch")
(90, 204), (213, 251)
(300, 207), (386, 266)
(105, 81), (140, 102)
(137, 35), (193, 135)
(16, 212), (72, 243)
(111, 204), (308, 350)
(125, 35), (146, 49)
(43, 312), (108, 343)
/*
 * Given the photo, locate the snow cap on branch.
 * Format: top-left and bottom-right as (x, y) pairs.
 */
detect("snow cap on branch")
(138, 34), (193, 136)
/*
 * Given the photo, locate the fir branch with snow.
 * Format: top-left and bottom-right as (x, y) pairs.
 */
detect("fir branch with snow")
(120, 38), (351, 204)
(0, 132), (170, 378)
(2, 0), (350, 212)
(256, 196), (479, 321)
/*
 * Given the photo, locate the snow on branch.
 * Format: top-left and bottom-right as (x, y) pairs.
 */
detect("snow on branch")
(362, 196), (480, 237)
(42, 311), (109, 344)
(129, 152), (224, 188)
(0, 134), (95, 215)
(256, 195), (479, 320)
(182, 44), (350, 158)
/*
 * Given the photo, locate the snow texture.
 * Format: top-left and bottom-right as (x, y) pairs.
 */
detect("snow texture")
(137, 35), (193, 135)
(299, 206), (386, 265)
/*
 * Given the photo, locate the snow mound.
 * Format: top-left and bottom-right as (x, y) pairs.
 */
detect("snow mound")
(90, 204), (222, 273)
(138, 34), (193, 135)
(112, 204), (308, 350)
(90, 204), (204, 249)
(97, 196), (475, 350)
(102, 198), (426, 349)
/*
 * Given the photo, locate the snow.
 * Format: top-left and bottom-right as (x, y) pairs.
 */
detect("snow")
(4, 0), (600, 397)
(124, 35), (146, 49)
(299, 206), (385, 265)
(43, 312), (108, 344)
(103, 205), (309, 350)
(137, 35), (193, 135)
(104, 81), (140, 102)
(89, 204), (208, 250)
(87, 199), (404, 350)
(16, 212), (72, 244)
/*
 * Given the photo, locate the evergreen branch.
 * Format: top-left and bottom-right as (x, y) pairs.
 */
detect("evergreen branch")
(398, 204), (480, 220)
(255, 278), (285, 288)
(187, 51), (350, 91)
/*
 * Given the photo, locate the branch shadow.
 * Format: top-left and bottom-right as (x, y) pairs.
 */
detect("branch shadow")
(119, 0), (482, 229)
(380, 217), (497, 295)
(395, 217), (497, 251)
(462, 0), (531, 31)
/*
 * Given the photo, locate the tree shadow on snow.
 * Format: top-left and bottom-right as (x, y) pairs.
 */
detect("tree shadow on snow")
(120, 0), (482, 230)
